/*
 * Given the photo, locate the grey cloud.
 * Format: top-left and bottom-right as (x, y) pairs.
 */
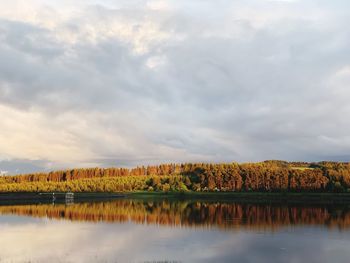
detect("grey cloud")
(0, 19), (63, 59)
(0, 159), (52, 175)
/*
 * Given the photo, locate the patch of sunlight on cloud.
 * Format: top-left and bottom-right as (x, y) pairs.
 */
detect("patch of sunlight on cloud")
(146, 0), (172, 11)
(0, 104), (95, 165)
(146, 55), (167, 70)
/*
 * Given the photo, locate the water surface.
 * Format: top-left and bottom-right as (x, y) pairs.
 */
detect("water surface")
(1, 199), (350, 263)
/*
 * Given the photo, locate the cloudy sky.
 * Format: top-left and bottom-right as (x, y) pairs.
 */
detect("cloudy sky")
(0, 0), (349, 174)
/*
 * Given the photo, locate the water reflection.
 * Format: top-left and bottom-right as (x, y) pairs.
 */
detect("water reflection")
(1, 199), (350, 263)
(0, 199), (350, 230)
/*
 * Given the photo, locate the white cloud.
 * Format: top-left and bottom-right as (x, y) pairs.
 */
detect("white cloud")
(0, 170), (8, 175)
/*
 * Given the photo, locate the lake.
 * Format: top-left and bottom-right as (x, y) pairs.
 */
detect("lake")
(0, 198), (350, 263)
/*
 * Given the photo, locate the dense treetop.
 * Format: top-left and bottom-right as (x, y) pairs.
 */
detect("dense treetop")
(0, 161), (350, 192)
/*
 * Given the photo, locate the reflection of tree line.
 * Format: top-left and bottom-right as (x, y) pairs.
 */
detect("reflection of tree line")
(1, 200), (350, 230)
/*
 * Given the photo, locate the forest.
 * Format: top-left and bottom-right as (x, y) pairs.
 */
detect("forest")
(0, 161), (350, 193)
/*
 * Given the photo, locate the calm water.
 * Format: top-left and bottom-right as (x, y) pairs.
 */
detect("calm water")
(1, 199), (350, 263)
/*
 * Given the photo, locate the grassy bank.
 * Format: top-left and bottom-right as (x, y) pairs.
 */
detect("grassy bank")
(127, 191), (350, 204)
(0, 192), (125, 205)
(3, 191), (350, 205)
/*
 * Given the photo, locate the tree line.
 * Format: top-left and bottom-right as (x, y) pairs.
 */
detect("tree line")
(0, 161), (350, 192)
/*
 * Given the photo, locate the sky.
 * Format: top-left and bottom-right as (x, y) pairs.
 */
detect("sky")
(0, 0), (350, 174)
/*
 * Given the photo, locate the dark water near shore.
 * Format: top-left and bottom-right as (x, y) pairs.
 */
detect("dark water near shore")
(1, 199), (350, 262)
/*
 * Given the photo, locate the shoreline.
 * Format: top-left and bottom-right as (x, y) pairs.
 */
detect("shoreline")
(127, 191), (350, 204)
(2, 191), (350, 204)
(0, 192), (125, 205)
